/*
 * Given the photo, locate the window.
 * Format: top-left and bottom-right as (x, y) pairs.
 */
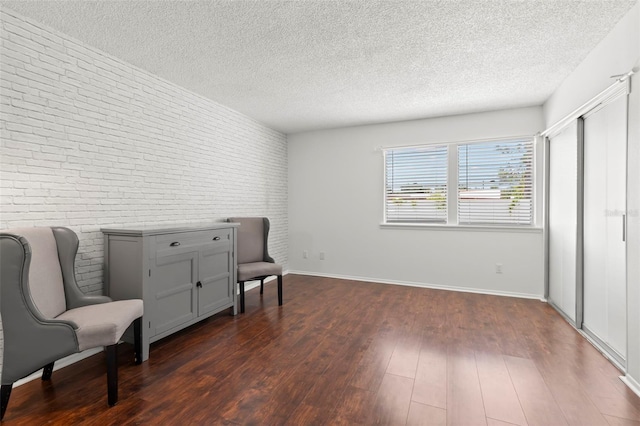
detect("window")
(384, 145), (448, 223)
(384, 137), (534, 227)
(458, 139), (533, 225)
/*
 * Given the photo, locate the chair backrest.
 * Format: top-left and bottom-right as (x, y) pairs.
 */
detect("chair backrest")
(229, 217), (266, 264)
(4, 227), (67, 318)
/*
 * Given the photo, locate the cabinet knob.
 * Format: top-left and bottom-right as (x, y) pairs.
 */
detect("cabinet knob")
(170, 242), (180, 247)
(213, 236), (221, 241)
(196, 281), (202, 288)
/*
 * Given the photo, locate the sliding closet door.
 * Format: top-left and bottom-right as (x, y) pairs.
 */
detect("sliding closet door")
(547, 122), (579, 323)
(582, 95), (627, 365)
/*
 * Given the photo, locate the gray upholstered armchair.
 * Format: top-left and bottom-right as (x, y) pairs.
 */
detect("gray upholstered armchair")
(227, 217), (282, 313)
(0, 227), (143, 420)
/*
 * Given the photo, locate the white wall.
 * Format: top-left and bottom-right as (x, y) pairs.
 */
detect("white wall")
(0, 9), (288, 380)
(289, 106), (545, 298)
(543, 3), (640, 392)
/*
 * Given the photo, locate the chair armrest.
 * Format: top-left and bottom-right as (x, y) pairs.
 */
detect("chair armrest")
(42, 318), (79, 329)
(73, 294), (113, 307)
(0, 234), (79, 384)
(2, 319), (79, 384)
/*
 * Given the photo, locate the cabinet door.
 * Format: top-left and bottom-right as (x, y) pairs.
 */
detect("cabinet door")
(198, 232), (233, 316)
(152, 249), (198, 336)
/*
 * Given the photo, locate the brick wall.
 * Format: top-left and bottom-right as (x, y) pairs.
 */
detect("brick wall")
(0, 8), (288, 377)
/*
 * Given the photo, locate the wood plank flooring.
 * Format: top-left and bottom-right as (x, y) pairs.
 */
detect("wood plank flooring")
(3, 275), (640, 425)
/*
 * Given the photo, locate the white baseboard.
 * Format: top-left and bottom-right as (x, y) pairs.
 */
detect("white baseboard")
(287, 270), (544, 301)
(621, 375), (640, 398)
(14, 347), (103, 387)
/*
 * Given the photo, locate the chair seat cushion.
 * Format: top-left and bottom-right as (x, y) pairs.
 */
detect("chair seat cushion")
(238, 261), (282, 282)
(56, 300), (143, 351)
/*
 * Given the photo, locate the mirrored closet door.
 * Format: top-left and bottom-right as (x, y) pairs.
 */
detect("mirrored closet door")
(547, 121), (580, 324)
(582, 95), (628, 367)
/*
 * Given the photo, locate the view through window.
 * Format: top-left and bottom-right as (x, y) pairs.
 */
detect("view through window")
(384, 138), (534, 226)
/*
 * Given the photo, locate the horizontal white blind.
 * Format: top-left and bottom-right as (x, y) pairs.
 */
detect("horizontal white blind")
(458, 139), (533, 225)
(384, 145), (448, 223)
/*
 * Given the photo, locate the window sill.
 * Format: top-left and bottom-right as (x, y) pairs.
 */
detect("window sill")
(380, 223), (543, 233)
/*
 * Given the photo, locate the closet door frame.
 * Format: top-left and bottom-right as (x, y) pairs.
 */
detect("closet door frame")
(576, 117), (585, 330)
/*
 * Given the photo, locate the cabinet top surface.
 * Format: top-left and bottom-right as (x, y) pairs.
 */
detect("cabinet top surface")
(101, 222), (239, 236)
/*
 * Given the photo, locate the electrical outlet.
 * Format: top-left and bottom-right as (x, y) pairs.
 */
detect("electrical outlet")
(303, 250), (308, 259)
(495, 263), (503, 274)
(319, 252), (325, 260)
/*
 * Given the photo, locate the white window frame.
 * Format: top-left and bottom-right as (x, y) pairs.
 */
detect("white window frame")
(383, 144), (449, 224)
(382, 136), (539, 231)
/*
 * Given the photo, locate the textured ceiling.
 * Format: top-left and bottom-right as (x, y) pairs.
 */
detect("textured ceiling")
(1, 1), (637, 133)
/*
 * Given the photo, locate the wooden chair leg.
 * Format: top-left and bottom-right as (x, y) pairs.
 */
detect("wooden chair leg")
(1, 384), (12, 421)
(260, 279), (264, 295)
(42, 362), (55, 381)
(239, 281), (245, 313)
(277, 275), (283, 306)
(133, 317), (142, 365)
(106, 344), (118, 406)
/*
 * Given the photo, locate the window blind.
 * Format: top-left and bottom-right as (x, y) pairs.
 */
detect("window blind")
(384, 145), (448, 223)
(457, 139), (533, 225)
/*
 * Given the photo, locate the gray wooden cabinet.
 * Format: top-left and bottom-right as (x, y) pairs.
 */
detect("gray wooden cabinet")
(102, 223), (238, 361)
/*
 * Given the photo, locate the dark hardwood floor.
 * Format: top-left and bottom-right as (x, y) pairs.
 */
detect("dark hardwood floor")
(3, 275), (640, 425)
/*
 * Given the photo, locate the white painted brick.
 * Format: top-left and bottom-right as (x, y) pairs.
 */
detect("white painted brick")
(5, 122), (35, 133)
(38, 30), (63, 47)
(0, 87), (23, 100)
(31, 33), (58, 50)
(2, 21), (33, 39)
(1, 145), (31, 159)
(28, 204), (60, 213)
(1, 169), (32, 182)
(0, 188), (24, 196)
(56, 116), (87, 129)
(23, 62), (62, 80)
(11, 82), (39, 95)
(22, 94), (47, 106)
(10, 98), (44, 113)
(1, 38), (39, 59)
(23, 188), (50, 197)
(42, 121), (65, 132)
(43, 45), (74, 64)
(15, 67), (52, 85)
(11, 196), (47, 205)
(1, 54), (27, 70)
(29, 56), (65, 76)
(3, 112), (46, 128)
(27, 79), (65, 97)
(38, 52), (64, 69)
(0, 63), (16, 76)
(48, 100), (78, 114)
(34, 128), (66, 140)
(32, 152), (67, 162)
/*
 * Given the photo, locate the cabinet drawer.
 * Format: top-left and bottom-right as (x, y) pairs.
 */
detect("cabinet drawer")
(154, 229), (231, 256)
